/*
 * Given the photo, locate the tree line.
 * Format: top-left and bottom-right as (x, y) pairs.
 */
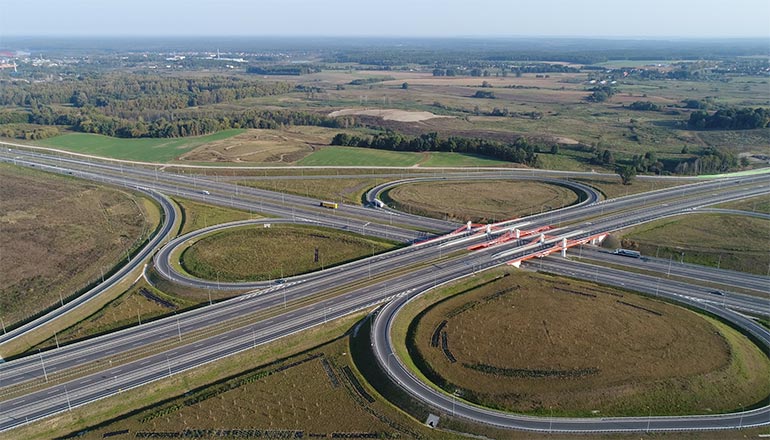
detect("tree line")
(331, 131), (541, 167)
(12, 105), (355, 139)
(687, 107), (769, 130)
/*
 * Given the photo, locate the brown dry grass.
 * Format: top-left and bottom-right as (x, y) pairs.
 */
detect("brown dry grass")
(386, 180), (579, 222)
(0, 164), (153, 326)
(407, 271), (770, 416)
(178, 127), (348, 164)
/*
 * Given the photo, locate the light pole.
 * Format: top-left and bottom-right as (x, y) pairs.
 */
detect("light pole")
(549, 406), (553, 434)
(64, 385), (72, 411)
(39, 350), (48, 382)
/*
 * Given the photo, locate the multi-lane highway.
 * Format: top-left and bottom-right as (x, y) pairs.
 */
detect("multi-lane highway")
(0, 145), (768, 434)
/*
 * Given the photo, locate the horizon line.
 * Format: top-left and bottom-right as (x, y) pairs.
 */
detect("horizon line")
(3, 34), (770, 40)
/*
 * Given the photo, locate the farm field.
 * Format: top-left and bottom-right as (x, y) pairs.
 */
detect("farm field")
(37, 129), (245, 162)
(620, 213), (770, 274)
(247, 69), (769, 159)
(180, 224), (398, 282)
(400, 270), (770, 417)
(0, 163), (154, 326)
(385, 180), (579, 222)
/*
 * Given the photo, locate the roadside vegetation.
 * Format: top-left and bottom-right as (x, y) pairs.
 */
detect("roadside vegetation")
(620, 214), (770, 274)
(573, 176), (689, 199)
(174, 196), (257, 235)
(0, 163), (155, 327)
(238, 177), (383, 205)
(398, 270), (770, 417)
(715, 195), (770, 215)
(30, 279), (197, 353)
(180, 225), (398, 282)
(385, 180), (579, 222)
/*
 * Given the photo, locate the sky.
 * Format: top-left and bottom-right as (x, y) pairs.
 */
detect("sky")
(1, 0), (769, 38)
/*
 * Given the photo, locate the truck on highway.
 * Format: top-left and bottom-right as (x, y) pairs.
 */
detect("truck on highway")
(614, 248), (641, 258)
(372, 199), (385, 208)
(320, 201), (338, 209)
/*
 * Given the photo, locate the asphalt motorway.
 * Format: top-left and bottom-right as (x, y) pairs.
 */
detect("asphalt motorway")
(371, 256), (770, 433)
(0, 147), (769, 433)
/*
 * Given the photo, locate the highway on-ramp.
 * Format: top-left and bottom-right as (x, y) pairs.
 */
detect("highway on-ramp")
(0, 147), (768, 434)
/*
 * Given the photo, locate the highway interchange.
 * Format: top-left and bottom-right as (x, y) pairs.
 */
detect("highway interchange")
(0, 144), (768, 435)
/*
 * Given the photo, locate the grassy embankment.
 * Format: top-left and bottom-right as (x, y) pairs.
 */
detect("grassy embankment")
(716, 194), (770, 215)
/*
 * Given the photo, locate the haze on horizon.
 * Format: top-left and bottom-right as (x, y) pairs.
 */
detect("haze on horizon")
(1, 0), (769, 39)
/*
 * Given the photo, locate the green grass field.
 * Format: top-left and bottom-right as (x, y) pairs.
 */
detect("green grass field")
(716, 195), (770, 214)
(181, 224), (398, 282)
(419, 152), (512, 167)
(621, 213), (770, 274)
(37, 129), (245, 162)
(296, 146), (512, 167)
(296, 146), (422, 166)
